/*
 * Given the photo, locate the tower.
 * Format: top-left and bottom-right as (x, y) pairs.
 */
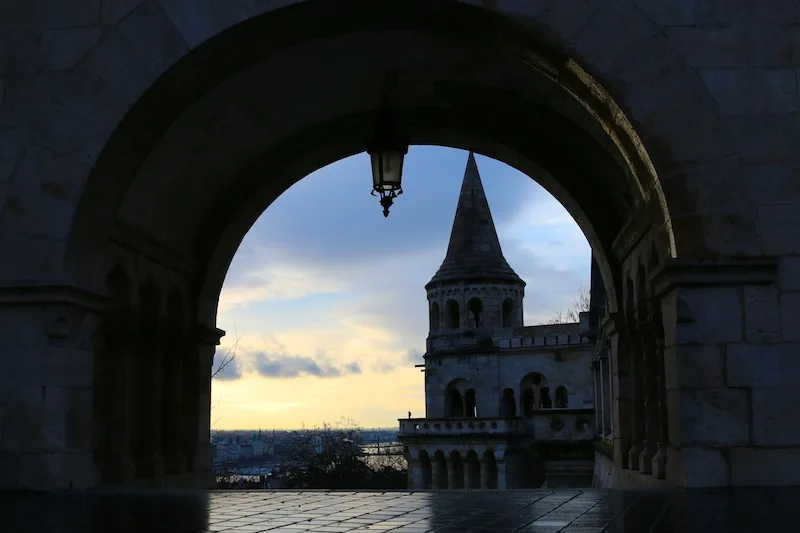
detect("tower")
(426, 152), (526, 348)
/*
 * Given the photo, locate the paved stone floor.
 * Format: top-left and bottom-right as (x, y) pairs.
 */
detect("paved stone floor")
(2, 489), (799, 533)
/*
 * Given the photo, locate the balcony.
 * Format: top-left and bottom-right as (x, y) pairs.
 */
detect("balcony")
(521, 408), (595, 442)
(397, 417), (522, 437)
(397, 409), (595, 442)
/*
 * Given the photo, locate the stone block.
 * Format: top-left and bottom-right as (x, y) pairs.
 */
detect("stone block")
(19, 451), (98, 490)
(664, 344), (724, 390)
(671, 446), (729, 487)
(34, 102), (109, 165)
(0, 187), (78, 239)
(670, 211), (762, 257)
(726, 343), (800, 387)
(743, 285), (781, 343)
(740, 161), (800, 205)
(760, 204), (800, 256)
(781, 292), (800, 342)
(779, 257), (800, 292)
(210, 0), (265, 29)
(666, 27), (744, 68)
(40, 29), (103, 71)
(102, 0), (146, 23)
(633, 1), (697, 26)
(158, 0), (223, 48)
(0, 73), (60, 129)
(701, 68), (798, 116)
(0, 0), (100, 29)
(668, 388), (750, 446)
(513, 0), (603, 48)
(0, 31), (42, 75)
(0, 233), (66, 283)
(730, 447), (800, 486)
(570, 4), (659, 77)
(751, 386), (800, 446)
(723, 115), (798, 163)
(660, 155), (747, 217)
(118, 1), (190, 78)
(671, 286), (743, 345)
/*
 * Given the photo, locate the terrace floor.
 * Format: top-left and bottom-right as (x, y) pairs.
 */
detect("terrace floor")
(2, 488), (798, 533)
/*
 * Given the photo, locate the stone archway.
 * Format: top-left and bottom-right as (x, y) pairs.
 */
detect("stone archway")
(0, 0), (796, 491)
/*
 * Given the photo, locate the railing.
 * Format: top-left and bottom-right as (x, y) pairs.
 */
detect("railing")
(522, 409), (595, 442)
(397, 417), (523, 437)
(397, 410), (596, 442)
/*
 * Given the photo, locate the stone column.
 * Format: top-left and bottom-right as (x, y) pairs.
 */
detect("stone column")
(105, 315), (137, 482)
(597, 359), (605, 435)
(652, 336), (668, 479)
(191, 324), (224, 486)
(406, 459), (422, 489)
(135, 310), (165, 480)
(446, 459), (460, 489)
(432, 458), (447, 489)
(592, 360), (601, 432)
(163, 309), (187, 476)
(638, 319), (659, 475)
(626, 320), (644, 471)
(496, 459), (507, 490)
(607, 315), (632, 470)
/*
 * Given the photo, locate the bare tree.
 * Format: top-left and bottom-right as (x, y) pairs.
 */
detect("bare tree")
(546, 285), (590, 324)
(212, 318), (242, 379)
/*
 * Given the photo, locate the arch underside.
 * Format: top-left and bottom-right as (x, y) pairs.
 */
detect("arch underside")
(65, 0), (678, 326)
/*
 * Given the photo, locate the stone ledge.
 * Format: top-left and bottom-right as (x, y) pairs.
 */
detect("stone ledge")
(194, 323), (225, 346)
(0, 285), (107, 311)
(651, 257), (779, 297)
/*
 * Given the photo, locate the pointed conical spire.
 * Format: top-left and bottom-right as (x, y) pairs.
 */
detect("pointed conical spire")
(427, 152), (523, 287)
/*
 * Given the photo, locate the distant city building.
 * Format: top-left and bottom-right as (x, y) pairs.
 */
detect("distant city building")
(398, 153), (596, 490)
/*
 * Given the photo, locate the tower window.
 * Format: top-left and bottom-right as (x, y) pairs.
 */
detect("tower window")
(430, 302), (440, 332)
(445, 300), (459, 329)
(502, 298), (515, 327)
(468, 298), (483, 328)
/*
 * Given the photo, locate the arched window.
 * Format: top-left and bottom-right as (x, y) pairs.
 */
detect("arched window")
(446, 300), (460, 329)
(520, 373), (547, 416)
(429, 302), (440, 332)
(502, 298), (515, 327)
(468, 298), (483, 328)
(445, 378), (468, 417)
(555, 386), (568, 408)
(500, 388), (516, 417)
(448, 388), (464, 417)
(464, 389), (477, 418)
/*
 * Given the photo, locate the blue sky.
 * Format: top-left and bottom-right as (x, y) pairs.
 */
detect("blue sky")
(210, 146), (591, 430)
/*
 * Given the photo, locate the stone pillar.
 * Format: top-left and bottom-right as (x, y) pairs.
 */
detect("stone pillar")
(191, 324), (224, 485)
(163, 302), (187, 476)
(593, 360), (601, 432)
(626, 320), (644, 471)
(446, 458), (461, 489)
(134, 299), (165, 480)
(104, 315), (137, 482)
(652, 335), (668, 479)
(496, 459), (507, 490)
(407, 459), (422, 489)
(638, 319), (659, 475)
(607, 315), (632, 470)
(432, 457), (447, 489)
(652, 258), (795, 488)
(597, 359), (605, 435)
(0, 287), (105, 490)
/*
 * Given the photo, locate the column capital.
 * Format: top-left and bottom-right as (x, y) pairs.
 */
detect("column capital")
(650, 257), (778, 297)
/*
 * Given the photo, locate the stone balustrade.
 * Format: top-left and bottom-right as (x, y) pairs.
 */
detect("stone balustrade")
(398, 417), (523, 437)
(522, 409), (596, 442)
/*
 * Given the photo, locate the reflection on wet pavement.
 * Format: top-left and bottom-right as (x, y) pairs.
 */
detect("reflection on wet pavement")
(2, 489), (799, 532)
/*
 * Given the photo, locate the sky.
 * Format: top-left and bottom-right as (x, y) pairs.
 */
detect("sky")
(210, 146), (591, 430)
